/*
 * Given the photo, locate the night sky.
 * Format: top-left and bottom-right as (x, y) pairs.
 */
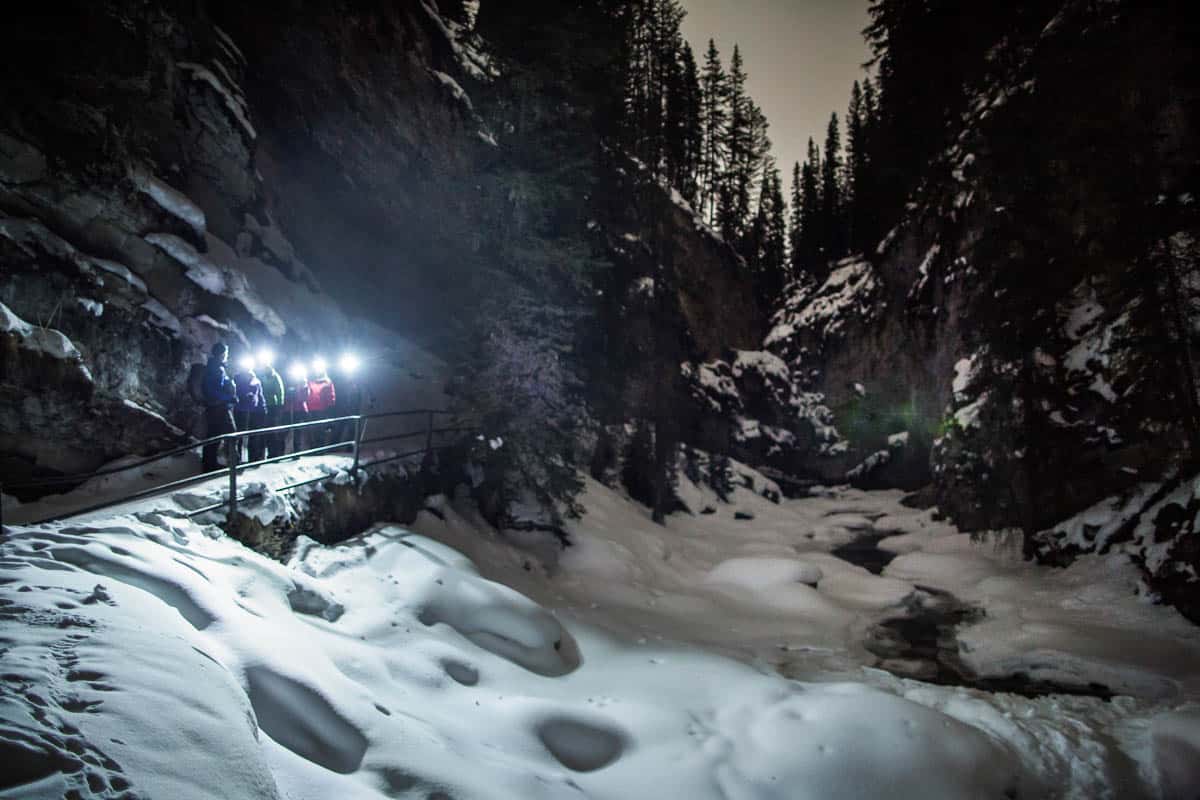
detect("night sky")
(680, 0), (872, 180)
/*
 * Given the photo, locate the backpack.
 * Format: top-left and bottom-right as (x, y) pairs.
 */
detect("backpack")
(187, 363), (207, 404)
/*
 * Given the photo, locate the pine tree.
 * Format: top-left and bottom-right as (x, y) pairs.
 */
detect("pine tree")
(820, 111), (843, 265)
(765, 165), (789, 299)
(789, 161), (804, 278)
(698, 39), (727, 225)
(717, 45), (753, 243)
(845, 80), (865, 252)
(673, 41), (703, 200)
(799, 138), (822, 274)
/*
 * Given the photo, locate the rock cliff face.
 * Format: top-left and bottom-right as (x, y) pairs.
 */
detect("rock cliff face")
(211, 0), (496, 344)
(0, 2), (476, 484)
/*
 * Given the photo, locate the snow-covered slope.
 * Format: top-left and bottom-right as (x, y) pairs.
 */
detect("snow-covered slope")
(3, 466), (1198, 798)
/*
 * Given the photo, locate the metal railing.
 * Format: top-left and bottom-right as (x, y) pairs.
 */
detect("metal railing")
(0, 409), (474, 529)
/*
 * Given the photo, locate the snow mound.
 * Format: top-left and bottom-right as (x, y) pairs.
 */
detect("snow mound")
(715, 683), (1024, 800)
(2, 472), (1196, 798)
(707, 557), (824, 588)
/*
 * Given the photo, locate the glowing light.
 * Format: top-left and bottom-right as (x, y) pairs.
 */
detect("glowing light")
(238, 355), (256, 371)
(311, 357), (328, 375)
(288, 362), (307, 382)
(257, 348), (275, 367)
(339, 352), (361, 373)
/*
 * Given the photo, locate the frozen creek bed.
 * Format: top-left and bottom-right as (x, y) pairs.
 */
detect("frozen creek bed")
(2, 463), (1200, 799)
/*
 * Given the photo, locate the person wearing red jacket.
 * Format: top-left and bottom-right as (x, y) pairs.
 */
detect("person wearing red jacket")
(306, 366), (337, 447)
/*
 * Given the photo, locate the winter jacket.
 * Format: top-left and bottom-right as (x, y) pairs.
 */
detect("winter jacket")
(260, 367), (285, 409)
(234, 371), (265, 414)
(306, 377), (336, 413)
(201, 356), (237, 408)
(283, 382), (310, 414)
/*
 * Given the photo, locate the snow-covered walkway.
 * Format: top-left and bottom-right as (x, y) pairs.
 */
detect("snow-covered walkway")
(1, 459), (1199, 798)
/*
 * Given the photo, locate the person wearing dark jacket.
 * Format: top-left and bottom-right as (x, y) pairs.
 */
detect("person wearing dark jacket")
(201, 342), (238, 472)
(259, 359), (286, 458)
(234, 363), (266, 461)
(283, 362), (310, 453)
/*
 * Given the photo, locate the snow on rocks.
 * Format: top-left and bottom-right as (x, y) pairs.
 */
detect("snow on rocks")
(130, 165), (207, 237)
(1062, 290), (1125, 404)
(681, 350), (845, 467)
(141, 297), (182, 335)
(766, 257), (881, 351)
(93, 258), (148, 294)
(76, 297), (104, 317)
(1035, 481), (1165, 557)
(952, 352), (980, 401)
(177, 61), (257, 141)
(146, 232), (287, 337)
(0, 299), (93, 381)
(419, 0), (498, 83)
(0, 215), (145, 299)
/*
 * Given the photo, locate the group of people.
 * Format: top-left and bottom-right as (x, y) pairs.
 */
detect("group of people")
(198, 342), (359, 472)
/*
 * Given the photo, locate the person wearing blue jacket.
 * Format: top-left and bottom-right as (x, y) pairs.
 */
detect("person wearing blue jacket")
(201, 342), (238, 472)
(233, 362), (267, 462)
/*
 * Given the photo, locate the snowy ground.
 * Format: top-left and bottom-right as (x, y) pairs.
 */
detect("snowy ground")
(2, 459), (1199, 798)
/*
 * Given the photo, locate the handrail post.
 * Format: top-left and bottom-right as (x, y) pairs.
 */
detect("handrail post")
(226, 436), (238, 527)
(352, 416), (367, 477)
(425, 411), (434, 454)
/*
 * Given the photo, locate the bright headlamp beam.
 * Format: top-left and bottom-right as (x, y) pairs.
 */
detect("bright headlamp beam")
(311, 357), (328, 375)
(288, 362), (307, 381)
(237, 355), (256, 371)
(257, 348), (275, 367)
(339, 352), (361, 374)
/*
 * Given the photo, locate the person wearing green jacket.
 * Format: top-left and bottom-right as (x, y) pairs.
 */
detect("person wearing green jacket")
(258, 354), (286, 459)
